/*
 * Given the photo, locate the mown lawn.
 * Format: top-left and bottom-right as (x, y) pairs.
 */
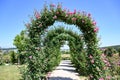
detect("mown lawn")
(0, 65), (21, 80)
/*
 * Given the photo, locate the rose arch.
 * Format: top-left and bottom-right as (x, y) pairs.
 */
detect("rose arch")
(42, 27), (87, 76)
(24, 4), (105, 80)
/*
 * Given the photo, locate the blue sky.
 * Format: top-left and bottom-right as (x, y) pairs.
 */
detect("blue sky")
(0, 0), (120, 48)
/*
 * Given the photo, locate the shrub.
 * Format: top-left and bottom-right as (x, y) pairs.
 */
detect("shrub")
(10, 51), (17, 64)
(104, 47), (117, 57)
(2, 53), (11, 63)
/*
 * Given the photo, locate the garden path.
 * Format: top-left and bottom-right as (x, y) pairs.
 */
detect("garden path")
(48, 60), (82, 80)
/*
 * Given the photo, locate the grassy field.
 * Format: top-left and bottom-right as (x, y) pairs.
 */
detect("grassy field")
(0, 64), (21, 80)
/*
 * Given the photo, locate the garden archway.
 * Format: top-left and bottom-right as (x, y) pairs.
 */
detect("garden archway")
(45, 30), (87, 75)
(41, 26), (87, 74)
(25, 4), (104, 80)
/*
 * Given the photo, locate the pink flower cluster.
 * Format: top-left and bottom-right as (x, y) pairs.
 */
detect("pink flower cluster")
(50, 4), (55, 7)
(89, 55), (93, 59)
(34, 10), (40, 19)
(101, 53), (111, 67)
(91, 59), (94, 64)
(29, 56), (32, 59)
(72, 17), (77, 21)
(92, 21), (96, 26)
(89, 55), (94, 64)
(65, 14), (68, 17)
(94, 27), (99, 32)
(99, 78), (104, 80)
(53, 15), (57, 19)
(67, 9), (77, 15)
(106, 76), (111, 80)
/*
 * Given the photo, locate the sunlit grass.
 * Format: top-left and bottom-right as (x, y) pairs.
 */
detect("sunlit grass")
(0, 64), (21, 80)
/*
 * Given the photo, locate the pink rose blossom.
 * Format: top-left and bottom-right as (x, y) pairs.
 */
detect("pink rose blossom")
(29, 56), (32, 59)
(101, 53), (106, 57)
(65, 14), (68, 17)
(92, 21), (96, 26)
(89, 55), (93, 59)
(91, 59), (94, 64)
(94, 27), (99, 32)
(103, 59), (107, 63)
(68, 12), (74, 15)
(82, 20), (85, 23)
(34, 10), (40, 19)
(50, 4), (55, 7)
(99, 78), (104, 80)
(72, 17), (77, 21)
(106, 62), (111, 67)
(53, 15), (57, 19)
(106, 76), (111, 80)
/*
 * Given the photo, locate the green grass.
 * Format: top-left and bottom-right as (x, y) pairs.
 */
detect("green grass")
(0, 64), (21, 80)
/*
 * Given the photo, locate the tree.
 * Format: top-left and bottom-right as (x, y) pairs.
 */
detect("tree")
(13, 30), (28, 64)
(104, 47), (117, 57)
(13, 30), (27, 52)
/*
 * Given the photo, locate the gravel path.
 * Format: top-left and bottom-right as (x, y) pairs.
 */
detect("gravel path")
(48, 60), (81, 80)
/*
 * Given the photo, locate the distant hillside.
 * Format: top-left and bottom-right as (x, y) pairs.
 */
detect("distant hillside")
(101, 45), (120, 50)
